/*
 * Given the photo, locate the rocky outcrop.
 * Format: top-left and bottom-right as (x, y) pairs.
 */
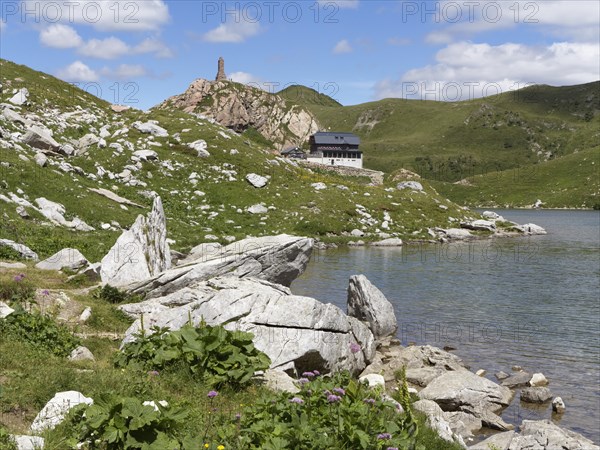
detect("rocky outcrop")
(21, 125), (60, 151)
(120, 276), (375, 376)
(35, 248), (89, 272)
(35, 198), (94, 232)
(413, 399), (467, 448)
(127, 234), (313, 298)
(0, 239), (38, 260)
(30, 391), (93, 434)
(100, 196), (171, 287)
(469, 420), (599, 450)
(157, 79), (320, 148)
(347, 275), (398, 339)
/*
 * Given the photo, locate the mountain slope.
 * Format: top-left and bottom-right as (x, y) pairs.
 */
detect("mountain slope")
(304, 82), (600, 182)
(1, 59), (478, 262)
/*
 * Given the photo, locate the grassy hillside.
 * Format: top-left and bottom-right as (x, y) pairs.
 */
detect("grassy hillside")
(279, 84), (343, 109)
(0, 59), (475, 263)
(432, 146), (600, 209)
(304, 82), (600, 183)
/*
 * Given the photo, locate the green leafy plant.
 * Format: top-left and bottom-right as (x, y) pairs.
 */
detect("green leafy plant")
(92, 285), (140, 305)
(0, 307), (79, 357)
(68, 394), (188, 450)
(0, 275), (35, 306)
(0, 425), (18, 450)
(216, 371), (422, 450)
(115, 321), (271, 388)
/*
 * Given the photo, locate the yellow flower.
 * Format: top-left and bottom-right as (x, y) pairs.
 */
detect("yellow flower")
(217, 446), (225, 450)
(204, 445), (209, 449)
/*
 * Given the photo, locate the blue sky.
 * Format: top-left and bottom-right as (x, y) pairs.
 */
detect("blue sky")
(1, 1), (599, 109)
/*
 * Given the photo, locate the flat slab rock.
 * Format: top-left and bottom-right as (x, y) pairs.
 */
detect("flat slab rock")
(127, 234), (313, 298)
(468, 420), (599, 450)
(120, 276), (375, 376)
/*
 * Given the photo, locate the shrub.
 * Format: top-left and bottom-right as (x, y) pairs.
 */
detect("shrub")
(93, 285), (140, 305)
(0, 307), (80, 357)
(217, 372), (421, 449)
(0, 274), (35, 306)
(115, 322), (271, 389)
(67, 394), (189, 450)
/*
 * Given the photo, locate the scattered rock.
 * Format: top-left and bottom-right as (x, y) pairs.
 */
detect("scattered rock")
(246, 173), (269, 188)
(35, 248), (89, 272)
(475, 369), (486, 377)
(133, 121), (168, 137)
(79, 307), (92, 323)
(260, 369), (300, 394)
(34, 152), (48, 167)
(247, 204), (268, 214)
(552, 396), (566, 414)
(520, 387), (552, 403)
(68, 346), (95, 362)
(78, 133), (99, 149)
(413, 399), (467, 448)
(529, 372), (548, 387)
(0, 239), (38, 260)
(100, 196), (171, 287)
(397, 181), (423, 191)
(0, 301), (15, 318)
(495, 371), (509, 381)
(517, 223), (547, 235)
(347, 275), (397, 339)
(35, 198), (94, 232)
(359, 373), (386, 388)
(111, 104), (130, 113)
(30, 391), (93, 433)
(311, 182), (327, 190)
(16, 205), (29, 219)
(22, 125), (60, 151)
(461, 220), (496, 232)
(189, 140), (210, 157)
(9, 88), (29, 105)
(371, 238), (403, 247)
(501, 371), (532, 388)
(0, 261), (27, 269)
(350, 229), (365, 237)
(88, 188), (143, 208)
(132, 150), (159, 161)
(11, 435), (45, 450)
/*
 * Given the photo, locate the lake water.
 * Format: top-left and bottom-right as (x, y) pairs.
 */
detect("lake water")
(292, 210), (600, 443)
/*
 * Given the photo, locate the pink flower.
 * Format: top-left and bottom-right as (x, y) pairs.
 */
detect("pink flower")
(350, 342), (361, 354)
(207, 390), (218, 398)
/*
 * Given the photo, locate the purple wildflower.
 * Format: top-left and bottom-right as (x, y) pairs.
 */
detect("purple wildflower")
(235, 413), (241, 420)
(42, 289), (50, 296)
(387, 448), (399, 450)
(289, 397), (305, 405)
(363, 398), (376, 405)
(333, 388), (345, 396)
(302, 371), (315, 378)
(327, 394), (342, 403)
(313, 370), (320, 376)
(13, 274), (25, 282)
(148, 370), (159, 376)
(207, 391), (218, 399)
(350, 342), (361, 354)
(377, 433), (392, 440)
(297, 378), (310, 385)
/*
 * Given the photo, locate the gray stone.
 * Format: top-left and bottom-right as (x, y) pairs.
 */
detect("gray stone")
(442, 228), (472, 240)
(121, 276), (375, 376)
(2, 107), (28, 124)
(397, 181), (423, 191)
(0, 301), (15, 318)
(133, 121), (168, 137)
(79, 307), (92, 323)
(179, 242), (222, 265)
(246, 173), (269, 188)
(30, 391), (93, 433)
(16, 205), (29, 219)
(529, 372), (548, 387)
(501, 371), (532, 388)
(12, 435), (45, 450)
(495, 371), (510, 380)
(520, 387), (552, 403)
(35, 248), (89, 272)
(552, 396), (566, 414)
(413, 400), (467, 448)
(347, 274), (397, 339)
(371, 238), (403, 247)
(189, 140), (210, 157)
(68, 346), (95, 362)
(247, 204), (268, 214)
(22, 125), (60, 151)
(350, 229), (365, 237)
(132, 150), (159, 161)
(311, 182), (327, 190)
(260, 369), (300, 394)
(517, 223), (547, 235)
(0, 261), (27, 269)
(100, 196), (171, 287)
(0, 239), (38, 260)
(359, 373), (385, 388)
(9, 88), (29, 105)
(34, 153), (48, 167)
(419, 369), (513, 430)
(128, 235), (313, 297)
(78, 133), (99, 149)
(35, 198), (94, 232)
(88, 188), (143, 208)
(461, 220), (496, 232)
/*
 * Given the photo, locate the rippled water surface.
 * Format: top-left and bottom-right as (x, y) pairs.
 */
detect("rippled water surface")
(292, 210), (600, 443)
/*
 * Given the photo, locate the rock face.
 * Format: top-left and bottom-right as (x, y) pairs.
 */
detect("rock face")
(35, 248), (89, 271)
(347, 275), (398, 339)
(100, 196), (171, 287)
(127, 235), (313, 297)
(413, 400), (467, 448)
(469, 420), (599, 450)
(158, 78), (320, 148)
(419, 369), (513, 430)
(120, 276), (375, 376)
(0, 239), (38, 260)
(30, 391), (93, 434)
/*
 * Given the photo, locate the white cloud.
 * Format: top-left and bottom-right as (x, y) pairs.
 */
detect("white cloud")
(333, 39), (353, 54)
(203, 20), (261, 43)
(319, 0), (359, 9)
(425, 1), (599, 44)
(133, 38), (173, 58)
(375, 41), (600, 101)
(229, 72), (263, 85)
(0, 21), (6, 32)
(40, 24), (83, 49)
(24, 0), (170, 32)
(101, 64), (147, 79)
(388, 37), (411, 46)
(77, 36), (172, 59)
(78, 37), (130, 59)
(56, 61), (99, 82)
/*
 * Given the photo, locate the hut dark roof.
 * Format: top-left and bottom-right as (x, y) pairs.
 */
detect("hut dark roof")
(311, 132), (360, 146)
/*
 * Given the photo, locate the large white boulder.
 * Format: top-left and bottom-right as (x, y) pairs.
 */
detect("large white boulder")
(35, 248), (89, 272)
(12, 435), (45, 450)
(22, 125), (60, 152)
(246, 173), (269, 188)
(0, 301), (15, 318)
(132, 150), (159, 161)
(9, 88), (29, 106)
(347, 275), (398, 339)
(133, 121), (168, 137)
(0, 239), (38, 260)
(100, 196), (171, 287)
(34, 198), (94, 232)
(188, 140), (210, 157)
(517, 223), (547, 235)
(120, 276), (375, 376)
(128, 234), (312, 297)
(30, 391), (93, 434)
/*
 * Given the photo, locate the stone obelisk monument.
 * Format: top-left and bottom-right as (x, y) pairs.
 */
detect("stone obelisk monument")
(215, 57), (227, 81)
